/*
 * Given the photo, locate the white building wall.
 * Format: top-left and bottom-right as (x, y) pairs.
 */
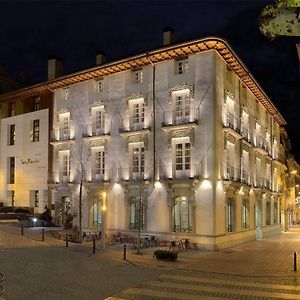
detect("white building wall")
(0, 109), (49, 212)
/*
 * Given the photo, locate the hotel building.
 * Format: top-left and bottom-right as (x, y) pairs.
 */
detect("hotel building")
(0, 34), (292, 249)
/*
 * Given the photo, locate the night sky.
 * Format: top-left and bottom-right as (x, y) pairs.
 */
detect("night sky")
(0, 1), (299, 159)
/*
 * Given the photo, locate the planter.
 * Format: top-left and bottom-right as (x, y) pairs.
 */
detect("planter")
(153, 249), (178, 261)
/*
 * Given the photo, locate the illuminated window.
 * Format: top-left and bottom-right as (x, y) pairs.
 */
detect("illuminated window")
(34, 191), (39, 208)
(266, 201), (271, 225)
(95, 150), (105, 176)
(132, 145), (144, 178)
(94, 108), (105, 135)
(96, 79), (103, 92)
(173, 196), (192, 232)
(175, 142), (190, 171)
(242, 199), (249, 229)
(62, 153), (70, 179)
(176, 58), (188, 74)
(8, 102), (16, 117)
(129, 197), (144, 230)
(226, 198), (235, 232)
(91, 198), (102, 228)
(33, 96), (40, 111)
(8, 157), (15, 184)
(32, 119), (40, 142)
(9, 124), (15, 146)
(175, 92), (190, 123)
(132, 69), (143, 84)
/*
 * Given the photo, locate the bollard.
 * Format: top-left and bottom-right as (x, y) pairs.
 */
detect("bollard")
(123, 244), (127, 260)
(42, 228), (45, 241)
(93, 237), (96, 254)
(294, 252), (297, 272)
(21, 224), (24, 236)
(66, 234), (69, 248)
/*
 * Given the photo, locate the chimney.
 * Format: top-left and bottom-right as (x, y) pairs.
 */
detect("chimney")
(96, 52), (106, 66)
(163, 27), (174, 46)
(48, 57), (63, 81)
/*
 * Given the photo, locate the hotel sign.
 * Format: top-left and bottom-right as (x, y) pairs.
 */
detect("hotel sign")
(20, 158), (39, 165)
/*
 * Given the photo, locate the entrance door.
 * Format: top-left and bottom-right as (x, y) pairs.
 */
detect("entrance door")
(255, 200), (262, 240)
(90, 198), (102, 228)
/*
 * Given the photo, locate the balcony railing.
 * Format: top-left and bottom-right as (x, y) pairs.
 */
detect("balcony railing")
(85, 169), (109, 183)
(48, 172), (73, 184)
(254, 177), (271, 189)
(82, 123), (110, 138)
(159, 163), (199, 180)
(116, 167), (152, 181)
(241, 170), (250, 185)
(255, 136), (270, 153)
(119, 116), (150, 133)
(241, 125), (251, 143)
(223, 112), (240, 133)
(162, 108), (198, 127)
(50, 128), (74, 143)
(224, 166), (239, 181)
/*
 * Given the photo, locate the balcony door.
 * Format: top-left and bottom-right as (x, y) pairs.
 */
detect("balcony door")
(174, 92), (190, 124)
(174, 138), (190, 178)
(130, 98), (145, 130)
(132, 143), (145, 179)
(93, 107), (105, 135)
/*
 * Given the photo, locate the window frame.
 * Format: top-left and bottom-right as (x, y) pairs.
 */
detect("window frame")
(32, 119), (40, 142)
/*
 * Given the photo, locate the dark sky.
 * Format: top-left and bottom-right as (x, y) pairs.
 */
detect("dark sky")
(0, 1), (299, 159)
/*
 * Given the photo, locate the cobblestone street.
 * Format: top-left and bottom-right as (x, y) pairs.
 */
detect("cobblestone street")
(2, 224), (300, 299)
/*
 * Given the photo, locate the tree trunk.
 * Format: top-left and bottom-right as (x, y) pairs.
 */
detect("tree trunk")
(79, 178), (83, 243)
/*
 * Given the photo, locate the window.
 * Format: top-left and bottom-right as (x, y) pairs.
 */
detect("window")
(64, 88), (69, 100)
(175, 92), (190, 123)
(96, 79), (103, 92)
(274, 202), (278, 223)
(241, 150), (249, 184)
(9, 124), (15, 146)
(32, 119), (40, 142)
(61, 115), (70, 139)
(266, 201), (271, 225)
(129, 98), (145, 130)
(11, 191), (15, 207)
(129, 197), (144, 230)
(8, 157), (15, 184)
(173, 196), (192, 232)
(242, 199), (249, 229)
(226, 198), (235, 232)
(34, 191), (39, 208)
(33, 96), (40, 111)
(132, 69), (143, 84)
(94, 108), (104, 134)
(91, 198), (102, 228)
(62, 153), (70, 180)
(176, 58), (188, 74)
(95, 149), (105, 177)
(132, 145), (145, 178)
(8, 102), (16, 117)
(175, 142), (190, 171)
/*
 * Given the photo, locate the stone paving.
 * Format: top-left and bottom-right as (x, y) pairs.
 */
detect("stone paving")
(2, 223), (300, 299)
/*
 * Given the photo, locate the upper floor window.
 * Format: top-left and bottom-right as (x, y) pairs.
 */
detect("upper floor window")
(95, 149), (105, 177)
(59, 113), (71, 139)
(93, 107), (105, 134)
(175, 92), (190, 121)
(8, 102), (16, 117)
(62, 152), (71, 177)
(129, 98), (145, 130)
(34, 190), (39, 208)
(96, 79), (103, 92)
(132, 144), (145, 179)
(132, 69), (143, 84)
(9, 124), (15, 146)
(64, 88), (69, 100)
(176, 58), (188, 75)
(33, 96), (40, 111)
(32, 119), (40, 142)
(8, 157), (15, 184)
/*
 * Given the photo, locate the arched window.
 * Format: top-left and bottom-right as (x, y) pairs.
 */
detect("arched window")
(274, 202), (278, 223)
(129, 197), (144, 230)
(226, 198), (235, 233)
(242, 199), (250, 230)
(266, 201), (271, 225)
(173, 196), (192, 232)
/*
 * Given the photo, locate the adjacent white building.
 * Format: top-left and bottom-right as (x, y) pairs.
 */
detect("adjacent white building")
(0, 109), (49, 213)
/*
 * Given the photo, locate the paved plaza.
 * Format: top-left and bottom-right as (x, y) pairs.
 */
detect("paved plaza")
(1, 224), (300, 299)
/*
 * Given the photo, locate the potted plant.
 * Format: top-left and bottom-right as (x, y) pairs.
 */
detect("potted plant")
(153, 249), (178, 261)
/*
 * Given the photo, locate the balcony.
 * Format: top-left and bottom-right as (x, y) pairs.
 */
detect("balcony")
(84, 169), (110, 185)
(161, 108), (198, 130)
(254, 136), (269, 155)
(224, 166), (239, 181)
(115, 167), (152, 182)
(82, 123), (110, 141)
(241, 125), (251, 143)
(159, 164), (199, 181)
(254, 177), (271, 189)
(48, 172), (73, 185)
(119, 116), (151, 135)
(223, 112), (241, 138)
(50, 128), (75, 145)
